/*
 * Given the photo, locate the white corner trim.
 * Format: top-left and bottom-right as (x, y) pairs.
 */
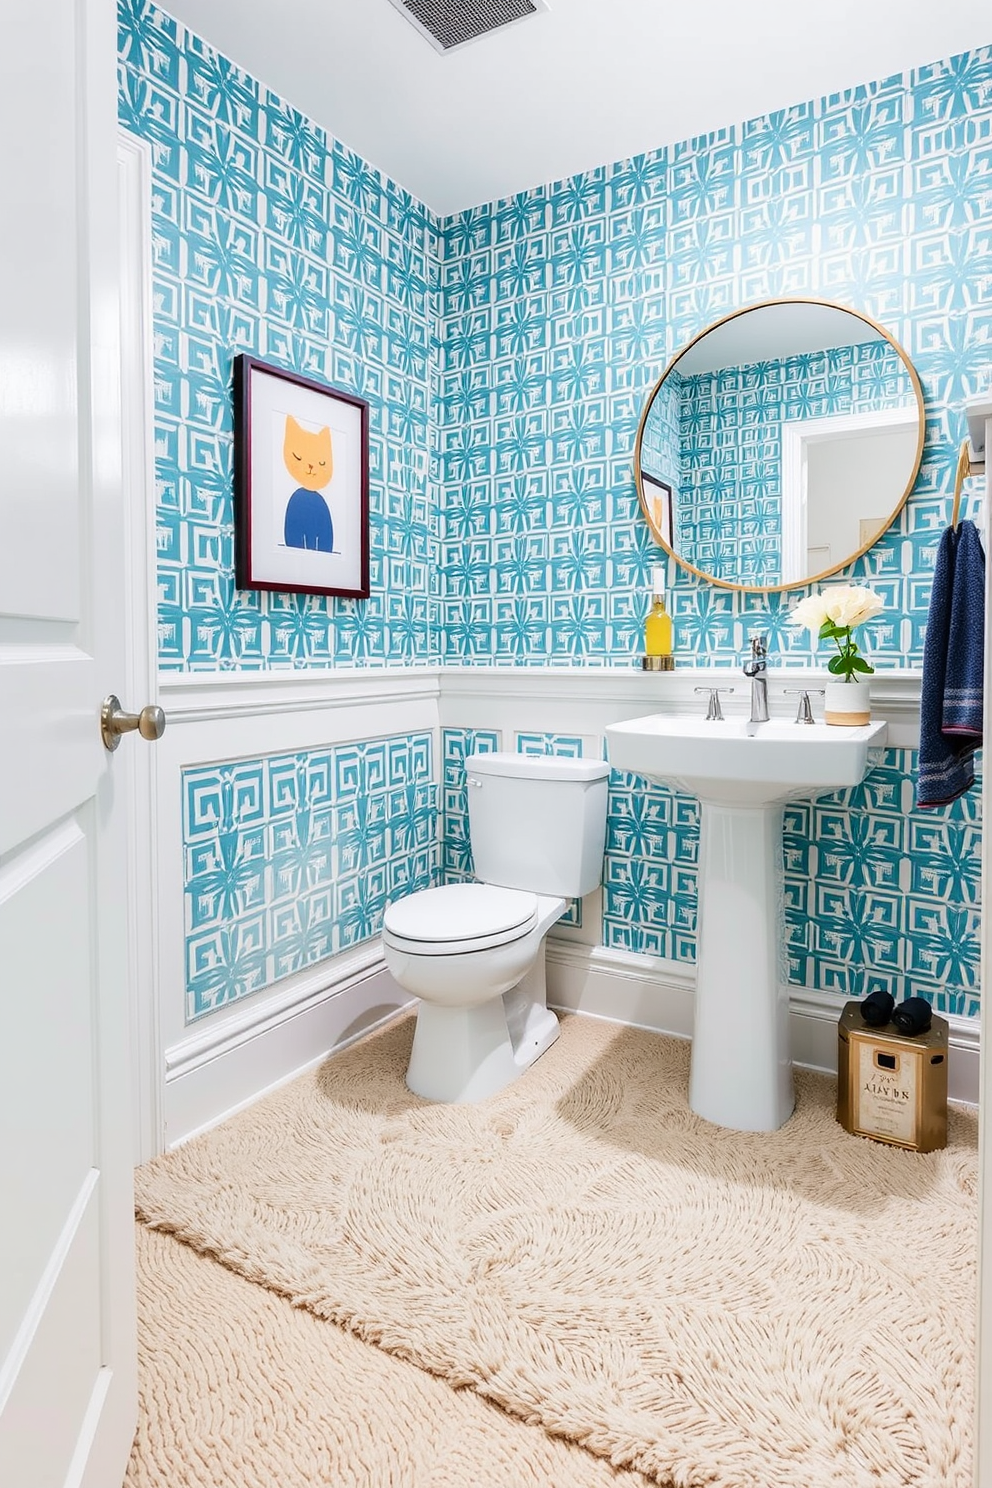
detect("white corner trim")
(546, 939), (980, 1106)
(118, 128), (163, 1166)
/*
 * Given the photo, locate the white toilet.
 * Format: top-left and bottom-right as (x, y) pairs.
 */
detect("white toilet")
(382, 751), (610, 1103)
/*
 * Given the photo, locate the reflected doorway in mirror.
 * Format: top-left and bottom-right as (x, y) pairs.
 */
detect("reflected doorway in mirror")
(779, 405), (921, 585)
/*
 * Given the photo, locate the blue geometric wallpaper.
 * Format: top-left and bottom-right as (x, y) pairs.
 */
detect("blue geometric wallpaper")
(604, 768), (699, 963)
(783, 750), (981, 1017)
(640, 339), (914, 586)
(183, 734), (436, 1018)
(123, 6), (988, 1021)
(439, 727), (501, 884)
(180, 725), (977, 1021)
(120, 6), (992, 673)
(438, 49), (992, 666)
(118, 0), (439, 669)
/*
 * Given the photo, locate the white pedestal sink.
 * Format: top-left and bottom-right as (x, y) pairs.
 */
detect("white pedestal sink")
(604, 713), (888, 1132)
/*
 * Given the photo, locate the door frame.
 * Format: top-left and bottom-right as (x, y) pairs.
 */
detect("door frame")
(118, 131), (163, 1165)
(972, 395), (991, 1488)
(780, 404), (920, 583)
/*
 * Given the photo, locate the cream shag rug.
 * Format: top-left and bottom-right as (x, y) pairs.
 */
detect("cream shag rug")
(135, 1015), (978, 1488)
(127, 1224), (650, 1487)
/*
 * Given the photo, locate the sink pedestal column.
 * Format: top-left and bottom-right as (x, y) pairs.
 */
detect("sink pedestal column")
(689, 799), (795, 1132)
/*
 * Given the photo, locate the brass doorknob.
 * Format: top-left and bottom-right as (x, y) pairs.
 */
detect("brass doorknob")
(100, 695), (167, 751)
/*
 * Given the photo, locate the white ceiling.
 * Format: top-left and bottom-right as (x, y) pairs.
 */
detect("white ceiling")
(162, 0), (992, 216)
(675, 303), (884, 375)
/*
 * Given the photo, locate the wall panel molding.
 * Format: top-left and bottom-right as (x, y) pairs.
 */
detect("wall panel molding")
(151, 681), (443, 1151)
(165, 941), (392, 1080)
(547, 939), (980, 1106)
(163, 950), (413, 1147)
(149, 662), (980, 1153)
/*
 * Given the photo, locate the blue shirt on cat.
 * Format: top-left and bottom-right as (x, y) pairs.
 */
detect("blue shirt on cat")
(284, 488), (334, 552)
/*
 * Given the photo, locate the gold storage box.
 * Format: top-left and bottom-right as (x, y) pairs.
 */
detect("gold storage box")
(836, 1001), (948, 1152)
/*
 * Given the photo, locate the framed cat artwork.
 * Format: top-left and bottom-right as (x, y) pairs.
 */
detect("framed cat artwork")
(233, 355), (370, 598)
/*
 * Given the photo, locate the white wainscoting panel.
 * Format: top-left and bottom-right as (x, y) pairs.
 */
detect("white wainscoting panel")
(140, 664), (978, 1155)
(147, 669), (439, 1156)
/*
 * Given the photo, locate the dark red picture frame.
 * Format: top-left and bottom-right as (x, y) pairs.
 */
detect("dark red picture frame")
(233, 354), (370, 599)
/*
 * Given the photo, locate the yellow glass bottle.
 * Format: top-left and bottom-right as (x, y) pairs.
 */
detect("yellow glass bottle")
(644, 566), (673, 658)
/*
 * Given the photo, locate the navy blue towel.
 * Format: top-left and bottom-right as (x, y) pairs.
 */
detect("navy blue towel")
(917, 519), (984, 809)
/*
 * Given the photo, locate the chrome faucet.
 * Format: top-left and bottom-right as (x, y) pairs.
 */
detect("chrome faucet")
(743, 634), (770, 724)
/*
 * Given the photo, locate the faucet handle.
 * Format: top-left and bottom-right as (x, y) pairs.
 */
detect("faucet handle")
(694, 685), (735, 721)
(784, 687), (825, 725)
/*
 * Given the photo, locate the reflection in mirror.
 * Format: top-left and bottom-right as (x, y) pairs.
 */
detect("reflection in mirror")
(636, 300), (924, 593)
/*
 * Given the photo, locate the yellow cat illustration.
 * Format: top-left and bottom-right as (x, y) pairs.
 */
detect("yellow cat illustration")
(283, 414), (334, 552)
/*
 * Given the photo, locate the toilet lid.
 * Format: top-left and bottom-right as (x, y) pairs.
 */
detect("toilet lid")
(383, 883), (537, 950)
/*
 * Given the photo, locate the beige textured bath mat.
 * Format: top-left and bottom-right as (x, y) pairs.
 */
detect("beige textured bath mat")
(127, 1224), (652, 1488)
(135, 1014), (978, 1488)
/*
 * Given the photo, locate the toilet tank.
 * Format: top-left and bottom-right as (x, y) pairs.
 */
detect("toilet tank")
(465, 752), (610, 898)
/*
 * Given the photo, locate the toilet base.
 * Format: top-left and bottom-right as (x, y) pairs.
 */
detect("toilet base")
(405, 935), (561, 1103)
(406, 996), (560, 1103)
(503, 955), (559, 1071)
(406, 997), (521, 1103)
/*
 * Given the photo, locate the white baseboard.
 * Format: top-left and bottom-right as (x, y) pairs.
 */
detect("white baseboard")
(546, 939), (981, 1107)
(162, 937), (979, 1148)
(163, 947), (414, 1148)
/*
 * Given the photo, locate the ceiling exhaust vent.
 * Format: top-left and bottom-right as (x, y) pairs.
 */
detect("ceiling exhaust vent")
(384, 0), (549, 55)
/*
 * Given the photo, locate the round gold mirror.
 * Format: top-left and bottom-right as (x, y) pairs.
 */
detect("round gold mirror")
(634, 298), (925, 593)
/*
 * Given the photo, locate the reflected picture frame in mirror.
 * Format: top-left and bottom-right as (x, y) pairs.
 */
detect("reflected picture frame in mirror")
(634, 298), (926, 594)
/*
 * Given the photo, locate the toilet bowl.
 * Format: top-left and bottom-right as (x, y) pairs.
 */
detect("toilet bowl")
(383, 882), (565, 1102)
(381, 751), (610, 1104)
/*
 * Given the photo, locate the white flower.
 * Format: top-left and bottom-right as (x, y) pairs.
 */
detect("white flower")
(790, 585), (883, 634)
(789, 593), (832, 634)
(822, 585), (884, 630)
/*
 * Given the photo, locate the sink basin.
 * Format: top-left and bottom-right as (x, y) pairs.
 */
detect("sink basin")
(605, 714), (888, 806)
(604, 710), (888, 1134)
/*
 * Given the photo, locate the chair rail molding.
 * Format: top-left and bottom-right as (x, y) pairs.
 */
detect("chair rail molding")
(158, 666), (441, 723)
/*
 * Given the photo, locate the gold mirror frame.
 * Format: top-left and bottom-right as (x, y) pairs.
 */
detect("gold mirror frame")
(633, 297), (926, 594)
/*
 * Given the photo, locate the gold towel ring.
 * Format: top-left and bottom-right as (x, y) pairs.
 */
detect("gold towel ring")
(951, 438), (984, 528)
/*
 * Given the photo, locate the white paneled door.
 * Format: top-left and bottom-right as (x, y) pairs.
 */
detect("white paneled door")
(0, 3), (138, 1486)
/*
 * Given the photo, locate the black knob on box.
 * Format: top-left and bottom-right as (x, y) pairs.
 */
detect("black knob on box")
(860, 990), (895, 1027)
(891, 998), (933, 1037)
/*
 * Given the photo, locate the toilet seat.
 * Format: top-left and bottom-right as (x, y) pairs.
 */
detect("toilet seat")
(382, 883), (538, 957)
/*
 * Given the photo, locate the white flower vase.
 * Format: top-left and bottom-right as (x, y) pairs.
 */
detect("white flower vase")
(824, 677), (871, 726)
